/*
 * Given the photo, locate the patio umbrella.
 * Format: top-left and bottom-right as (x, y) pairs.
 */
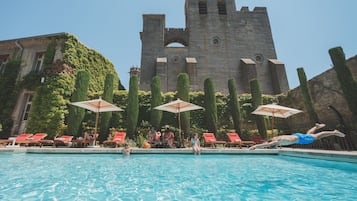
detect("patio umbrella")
(251, 104), (303, 134)
(70, 97), (123, 146)
(154, 99), (204, 146)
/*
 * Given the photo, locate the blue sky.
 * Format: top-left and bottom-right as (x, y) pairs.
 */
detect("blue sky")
(1, 0), (356, 90)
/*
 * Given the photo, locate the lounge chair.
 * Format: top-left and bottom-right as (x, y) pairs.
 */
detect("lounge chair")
(250, 135), (266, 144)
(16, 133), (53, 147)
(226, 133), (256, 148)
(53, 135), (73, 147)
(103, 132), (126, 148)
(0, 133), (33, 147)
(203, 133), (226, 148)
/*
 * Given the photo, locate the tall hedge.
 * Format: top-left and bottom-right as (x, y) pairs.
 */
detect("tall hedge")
(67, 70), (90, 137)
(126, 75), (139, 140)
(176, 73), (190, 139)
(250, 79), (267, 139)
(150, 76), (162, 129)
(228, 79), (241, 133)
(329, 47), (357, 127)
(0, 53), (21, 138)
(99, 73), (114, 141)
(297, 67), (319, 124)
(204, 78), (218, 134)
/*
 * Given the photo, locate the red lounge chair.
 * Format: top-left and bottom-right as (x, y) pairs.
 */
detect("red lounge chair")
(103, 132), (126, 148)
(16, 133), (52, 147)
(0, 133), (33, 147)
(250, 135), (266, 144)
(226, 133), (255, 148)
(203, 133), (226, 148)
(54, 135), (73, 147)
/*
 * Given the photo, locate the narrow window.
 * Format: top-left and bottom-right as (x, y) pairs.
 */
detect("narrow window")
(32, 52), (44, 72)
(198, 1), (207, 15)
(0, 54), (9, 74)
(22, 94), (33, 121)
(218, 1), (227, 15)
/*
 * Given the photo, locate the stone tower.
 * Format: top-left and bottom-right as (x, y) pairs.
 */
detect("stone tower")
(140, 0), (289, 94)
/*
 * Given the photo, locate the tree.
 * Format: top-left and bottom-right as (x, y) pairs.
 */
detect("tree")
(204, 78), (218, 134)
(250, 79), (267, 139)
(126, 75), (139, 140)
(297, 67), (319, 124)
(228, 79), (241, 133)
(176, 73), (190, 138)
(99, 73), (114, 141)
(67, 70), (89, 137)
(329, 46), (357, 128)
(150, 76), (162, 129)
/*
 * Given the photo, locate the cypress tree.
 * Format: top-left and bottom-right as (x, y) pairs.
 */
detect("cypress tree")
(126, 75), (139, 140)
(204, 78), (218, 134)
(329, 47), (357, 127)
(250, 79), (267, 139)
(150, 76), (162, 129)
(176, 73), (190, 139)
(67, 70), (89, 137)
(297, 67), (319, 124)
(99, 73), (114, 141)
(228, 79), (241, 133)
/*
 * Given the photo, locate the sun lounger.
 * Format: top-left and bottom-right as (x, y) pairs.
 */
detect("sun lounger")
(226, 133), (255, 148)
(53, 135), (73, 147)
(203, 133), (226, 148)
(16, 133), (53, 147)
(0, 133), (33, 147)
(103, 132), (126, 148)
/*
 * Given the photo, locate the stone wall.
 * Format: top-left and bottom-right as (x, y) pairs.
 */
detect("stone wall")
(278, 55), (357, 131)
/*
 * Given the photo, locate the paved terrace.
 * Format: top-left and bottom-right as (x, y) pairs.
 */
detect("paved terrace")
(1, 147), (357, 163)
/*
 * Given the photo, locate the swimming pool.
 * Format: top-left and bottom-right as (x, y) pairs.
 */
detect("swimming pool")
(0, 153), (356, 201)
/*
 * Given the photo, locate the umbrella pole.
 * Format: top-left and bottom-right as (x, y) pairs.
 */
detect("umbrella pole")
(271, 113), (275, 136)
(94, 112), (99, 146)
(178, 111), (182, 147)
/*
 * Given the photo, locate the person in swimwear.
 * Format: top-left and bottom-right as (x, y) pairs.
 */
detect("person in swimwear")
(191, 133), (201, 155)
(249, 123), (345, 150)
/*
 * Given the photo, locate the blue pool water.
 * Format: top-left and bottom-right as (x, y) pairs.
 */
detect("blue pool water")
(0, 153), (356, 201)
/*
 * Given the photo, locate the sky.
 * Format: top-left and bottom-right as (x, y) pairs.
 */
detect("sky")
(1, 0), (356, 90)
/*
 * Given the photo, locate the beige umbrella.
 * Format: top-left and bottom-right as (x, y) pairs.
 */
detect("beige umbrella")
(252, 104), (303, 135)
(70, 97), (123, 146)
(154, 99), (204, 146)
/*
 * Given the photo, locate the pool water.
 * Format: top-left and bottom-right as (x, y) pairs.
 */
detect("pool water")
(0, 153), (356, 201)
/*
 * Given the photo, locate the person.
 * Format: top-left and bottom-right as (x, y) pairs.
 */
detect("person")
(148, 126), (161, 146)
(191, 133), (201, 155)
(249, 123), (345, 150)
(163, 127), (175, 148)
(122, 143), (131, 155)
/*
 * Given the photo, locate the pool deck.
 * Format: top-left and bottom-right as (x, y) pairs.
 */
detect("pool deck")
(1, 146), (357, 163)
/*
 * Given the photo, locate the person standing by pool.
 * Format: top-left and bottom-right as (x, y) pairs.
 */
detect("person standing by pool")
(191, 133), (201, 155)
(249, 123), (345, 150)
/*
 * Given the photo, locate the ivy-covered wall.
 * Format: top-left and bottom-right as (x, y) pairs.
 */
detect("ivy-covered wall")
(62, 33), (122, 93)
(26, 33), (122, 137)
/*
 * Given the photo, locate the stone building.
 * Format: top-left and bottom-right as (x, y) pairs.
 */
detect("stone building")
(0, 33), (119, 137)
(139, 0), (289, 94)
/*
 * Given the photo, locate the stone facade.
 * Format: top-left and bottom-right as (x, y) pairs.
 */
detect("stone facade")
(139, 0), (289, 94)
(278, 55), (357, 131)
